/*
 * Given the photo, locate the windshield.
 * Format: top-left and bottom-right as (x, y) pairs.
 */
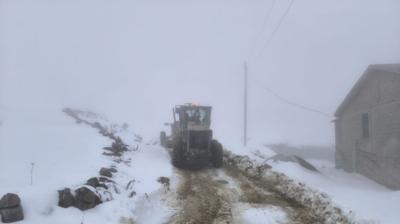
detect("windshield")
(185, 108), (210, 123)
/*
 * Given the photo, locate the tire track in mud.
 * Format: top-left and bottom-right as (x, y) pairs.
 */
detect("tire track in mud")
(224, 167), (321, 224)
(169, 169), (233, 224)
(168, 167), (321, 224)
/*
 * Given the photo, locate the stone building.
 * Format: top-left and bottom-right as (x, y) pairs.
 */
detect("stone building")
(335, 64), (400, 189)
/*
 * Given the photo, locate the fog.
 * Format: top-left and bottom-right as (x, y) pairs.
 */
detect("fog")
(1, 0), (400, 146)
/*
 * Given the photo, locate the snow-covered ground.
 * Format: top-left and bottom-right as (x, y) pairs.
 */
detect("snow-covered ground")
(0, 108), (175, 223)
(1, 108), (398, 223)
(273, 158), (400, 224)
(239, 205), (287, 224)
(230, 144), (399, 224)
(0, 108), (110, 223)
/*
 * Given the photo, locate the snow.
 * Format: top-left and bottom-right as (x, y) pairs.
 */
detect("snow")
(0, 108), (175, 223)
(132, 191), (175, 224)
(235, 144), (400, 224)
(116, 145), (173, 195)
(1, 106), (398, 224)
(225, 143), (276, 164)
(0, 108), (111, 223)
(0, 109), (111, 189)
(240, 205), (287, 224)
(272, 158), (400, 224)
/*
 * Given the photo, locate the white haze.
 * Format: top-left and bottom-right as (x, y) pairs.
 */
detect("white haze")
(1, 0), (400, 146)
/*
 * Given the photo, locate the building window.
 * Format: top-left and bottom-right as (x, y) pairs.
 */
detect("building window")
(362, 113), (369, 138)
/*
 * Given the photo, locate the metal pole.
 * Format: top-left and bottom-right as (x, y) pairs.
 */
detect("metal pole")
(244, 61), (248, 147)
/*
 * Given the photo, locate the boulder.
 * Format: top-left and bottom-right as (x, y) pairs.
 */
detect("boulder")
(74, 187), (101, 211)
(111, 138), (128, 153)
(99, 176), (115, 183)
(0, 193), (24, 223)
(99, 168), (114, 178)
(0, 194), (20, 209)
(86, 177), (108, 189)
(58, 188), (75, 208)
(109, 167), (117, 173)
(0, 206), (24, 223)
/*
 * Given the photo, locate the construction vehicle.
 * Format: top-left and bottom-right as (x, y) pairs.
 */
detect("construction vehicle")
(160, 104), (223, 169)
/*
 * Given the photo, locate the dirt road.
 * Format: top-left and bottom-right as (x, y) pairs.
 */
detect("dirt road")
(63, 109), (349, 224)
(168, 166), (321, 224)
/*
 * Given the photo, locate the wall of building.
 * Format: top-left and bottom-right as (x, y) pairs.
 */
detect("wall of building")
(336, 69), (400, 189)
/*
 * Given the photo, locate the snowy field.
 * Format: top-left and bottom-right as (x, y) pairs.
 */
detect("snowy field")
(0, 108), (175, 223)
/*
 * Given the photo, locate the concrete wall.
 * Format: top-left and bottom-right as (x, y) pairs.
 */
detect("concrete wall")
(335, 69), (400, 189)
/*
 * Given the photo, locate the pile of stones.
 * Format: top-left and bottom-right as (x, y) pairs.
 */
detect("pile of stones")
(103, 138), (128, 157)
(58, 167), (118, 211)
(0, 193), (24, 223)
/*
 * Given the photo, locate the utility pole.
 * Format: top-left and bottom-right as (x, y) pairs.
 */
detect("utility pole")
(244, 61), (248, 147)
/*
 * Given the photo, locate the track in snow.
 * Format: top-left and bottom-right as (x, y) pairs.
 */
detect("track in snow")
(167, 165), (320, 224)
(63, 109), (322, 224)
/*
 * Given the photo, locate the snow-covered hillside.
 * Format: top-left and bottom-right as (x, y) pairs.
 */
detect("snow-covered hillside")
(0, 108), (175, 223)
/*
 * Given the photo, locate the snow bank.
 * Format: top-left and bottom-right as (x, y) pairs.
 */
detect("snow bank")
(224, 150), (354, 224)
(272, 159), (399, 224)
(228, 144), (399, 224)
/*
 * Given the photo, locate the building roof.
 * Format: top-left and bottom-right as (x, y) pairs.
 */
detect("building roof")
(335, 64), (400, 117)
(369, 64), (400, 74)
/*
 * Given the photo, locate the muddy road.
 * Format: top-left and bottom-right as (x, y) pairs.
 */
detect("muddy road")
(168, 166), (320, 224)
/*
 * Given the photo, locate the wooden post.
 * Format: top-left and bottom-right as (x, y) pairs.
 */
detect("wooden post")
(244, 62), (248, 147)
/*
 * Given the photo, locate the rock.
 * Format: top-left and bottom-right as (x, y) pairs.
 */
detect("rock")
(74, 187), (101, 211)
(102, 138), (128, 156)
(269, 154), (319, 172)
(0, 194), (21, 209)
(99, 168), (114, 178)
(58, 188), (75, 208)
(112, 138), (128, 152)
(134, 134), (143, 143)
(293, 155), (319, 172)
(0, 193), (24, 223)
(99, 176), (115, 183)
(0, 206), (24, 223)
(109, 167), (117, 173)
(126, 180), (135, 191)
(86, 177), (100, 187)
(128, 191), (136, 198)
(157, 177), (170, 190)
(86, 177), (108, 189)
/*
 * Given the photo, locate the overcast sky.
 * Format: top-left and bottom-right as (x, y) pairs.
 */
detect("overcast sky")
(1, 0), (400, 146)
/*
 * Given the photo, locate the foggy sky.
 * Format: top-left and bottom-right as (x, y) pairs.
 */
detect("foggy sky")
(1, 0), (400, 146)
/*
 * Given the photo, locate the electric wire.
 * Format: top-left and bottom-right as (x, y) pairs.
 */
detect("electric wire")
(252, 79), (332, 118)
(247, 0), (277, 59)
(244, 1), (332, 119)
(255, 0), (295, 59)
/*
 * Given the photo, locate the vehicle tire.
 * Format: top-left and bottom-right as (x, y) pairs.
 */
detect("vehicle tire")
(160, 131), (167, 147)
(172, 141), (184, 168)
(211, 140), (223, 168)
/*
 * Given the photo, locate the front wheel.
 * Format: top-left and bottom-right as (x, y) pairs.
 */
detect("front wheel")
(160, 131), (167, 147)
(210, 140), (223, 168)
(172, 141), (184, 168)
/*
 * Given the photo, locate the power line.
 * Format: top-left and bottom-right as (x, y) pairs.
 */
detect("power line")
(252, 80), (332, 118)
(247, 0), (277, 59)
(256, 0), (295, 58)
